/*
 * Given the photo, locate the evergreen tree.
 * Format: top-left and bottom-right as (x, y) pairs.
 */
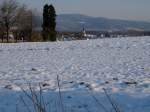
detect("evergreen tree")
(42, 4), (56, 41)
(42, 4), (48, 41)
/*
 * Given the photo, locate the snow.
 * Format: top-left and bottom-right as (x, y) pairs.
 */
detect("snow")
(0, 36), (150, 112)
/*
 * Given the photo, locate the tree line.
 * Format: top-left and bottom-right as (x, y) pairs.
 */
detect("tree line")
(0, 0), (56, 43)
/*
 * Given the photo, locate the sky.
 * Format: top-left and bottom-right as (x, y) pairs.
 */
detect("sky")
(1, 0), (150, 21)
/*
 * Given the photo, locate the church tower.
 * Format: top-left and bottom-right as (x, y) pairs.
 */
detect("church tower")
(82, 26), (87, 37)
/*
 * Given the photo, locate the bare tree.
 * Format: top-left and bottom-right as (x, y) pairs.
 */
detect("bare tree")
(16, 6), (41, 42)
(16, 5), (32, 42)
(0, 0), (18, 42)
(0, 26), (4, 42)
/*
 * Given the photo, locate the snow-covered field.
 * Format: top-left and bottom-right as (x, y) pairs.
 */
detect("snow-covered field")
(0, 36), (150, 112)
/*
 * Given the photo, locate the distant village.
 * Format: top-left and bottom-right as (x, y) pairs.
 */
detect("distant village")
(1, 26), (150, 43)
(57, 28), (150, 41)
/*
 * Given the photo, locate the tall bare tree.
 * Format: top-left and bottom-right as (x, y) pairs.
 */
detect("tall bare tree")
(0, 0), (18, 42)
(16, 5), (33, 42)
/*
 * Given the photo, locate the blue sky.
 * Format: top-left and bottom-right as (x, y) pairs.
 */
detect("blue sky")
(2, 0), (150, 21)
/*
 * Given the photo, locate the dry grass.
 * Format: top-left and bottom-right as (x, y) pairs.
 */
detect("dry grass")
(18, 79), (123, 112)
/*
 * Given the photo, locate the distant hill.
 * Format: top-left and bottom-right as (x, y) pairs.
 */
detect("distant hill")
(35, 14), (150, 31)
